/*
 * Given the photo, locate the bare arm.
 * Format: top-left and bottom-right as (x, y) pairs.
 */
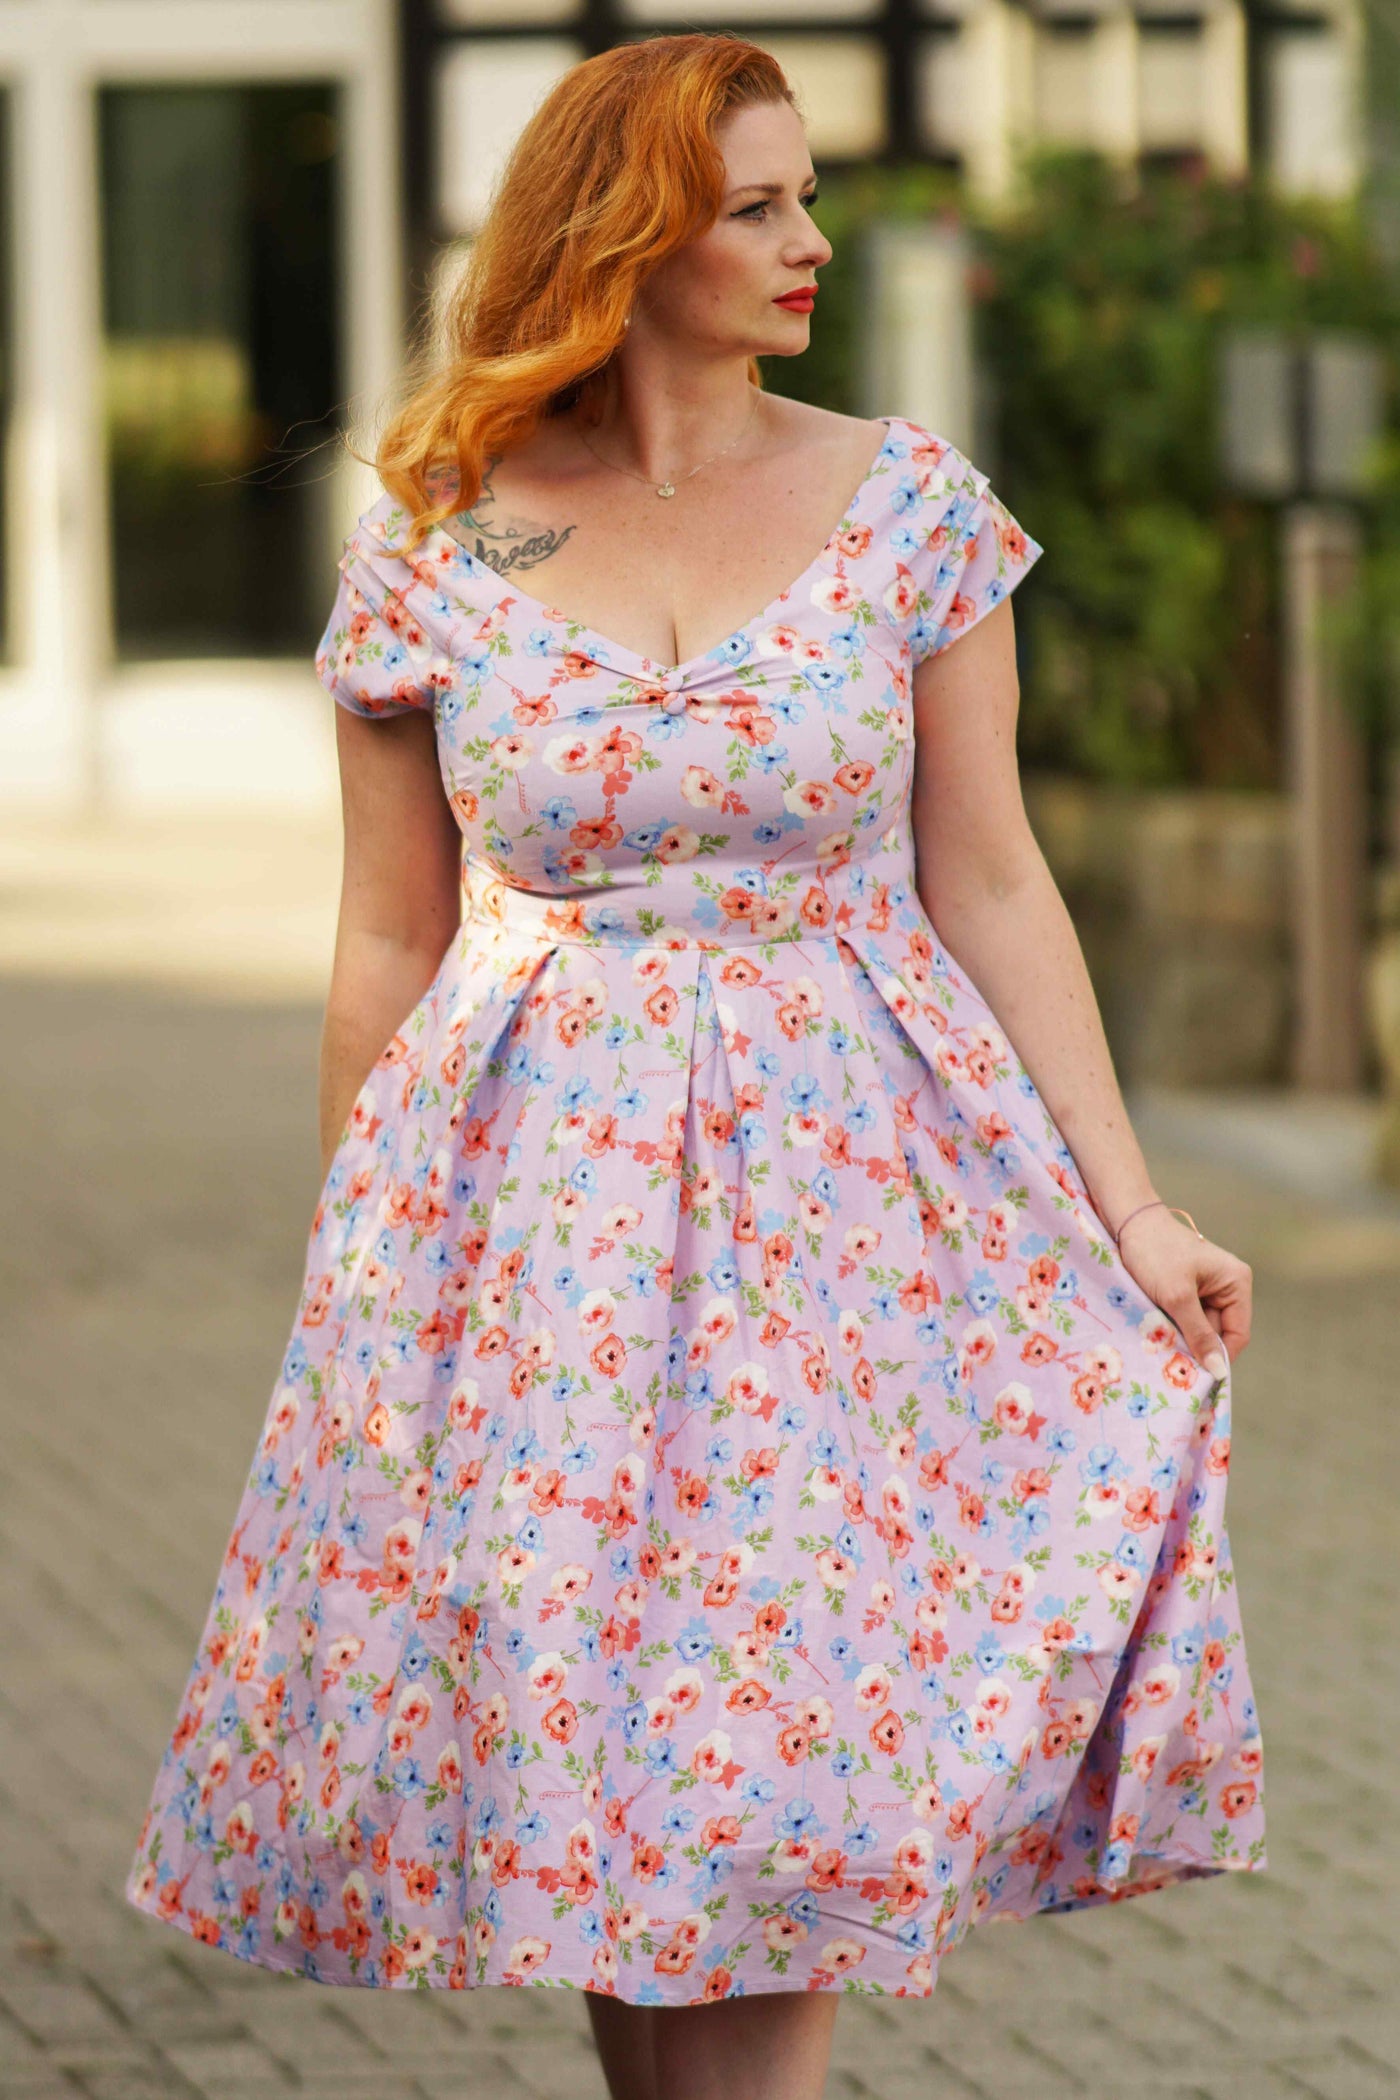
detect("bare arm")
(908, 599), (1249, 1377)
(318, 706), (464, 1180)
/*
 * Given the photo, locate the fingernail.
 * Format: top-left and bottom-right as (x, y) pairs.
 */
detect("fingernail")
(1204, 1349), (1229, 1382)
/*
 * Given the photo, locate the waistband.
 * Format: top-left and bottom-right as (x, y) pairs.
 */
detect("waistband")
(458, 858), (904, 951)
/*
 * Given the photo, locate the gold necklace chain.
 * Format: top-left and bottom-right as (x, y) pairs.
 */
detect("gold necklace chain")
(576, 390), (762, 499)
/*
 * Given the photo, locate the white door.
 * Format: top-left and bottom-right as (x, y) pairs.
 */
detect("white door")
(2, 0), (402, 812)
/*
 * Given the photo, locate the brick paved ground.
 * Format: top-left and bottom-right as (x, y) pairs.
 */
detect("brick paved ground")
(1, 963), (1397, 2100)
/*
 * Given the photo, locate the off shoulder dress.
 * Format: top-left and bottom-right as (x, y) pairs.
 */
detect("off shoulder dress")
(125, 413), (1268, 2002)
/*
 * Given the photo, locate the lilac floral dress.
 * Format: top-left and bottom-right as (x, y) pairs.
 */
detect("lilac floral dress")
(126, 413), (1267, 2002)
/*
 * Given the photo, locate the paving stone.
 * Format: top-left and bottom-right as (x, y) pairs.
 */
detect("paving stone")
(840, 2062), (988, 2100)
(417, 2057), (555, 2100)
(0, 1982), (130, 2052)
(1231, 1942), (1385, 2018)
(168, 2090), (306, 2100)
(155, 2041), (294, 2097)
(36, 2052), (158, 2082)
(448, 2035), (612, 2100)
(1281, 2046), (1400, 2100)
(1190, 2073), (1330, 2100)
(223, 1997), (390, 2073)
(296, 1990), (483, 2070)
(67, 2079), (202, 2100)
(1343, 2014), (1400, 2079)
(889, 2024), (1085, 2100)
(289, 2086), (433, 2100)
(0, 2008), (48, 2070)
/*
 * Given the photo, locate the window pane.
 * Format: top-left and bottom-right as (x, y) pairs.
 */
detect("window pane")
(1034, 21), (1096, 147)
(742, 35), (886, 157)
(621, 0), (879, 20)
(438, 0), (581, 25)
(0, 91), (12, 666)
(1139, 22), (1202, 150)
(917, 29), (965, 155)
(435, 40), (583, 236)
(99, 84), (342, 660)
(1265, 27), (1358, 198)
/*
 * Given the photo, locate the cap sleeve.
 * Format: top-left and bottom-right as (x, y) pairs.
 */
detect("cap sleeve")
(315, 511), (438, 720)
(891, 428), (1044, 668)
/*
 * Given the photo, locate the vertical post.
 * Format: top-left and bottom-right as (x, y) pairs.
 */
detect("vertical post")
(1282, 503), (1368, 1087)
(960, 0), (1035, 208)
(1200, 0), (1249, 179)
(858, 221), (974, 445)
(1092, 5), (1141, 183)
(11, 3), (104, 809)
(398, 0), (435, 312)
(339, 8), (408, 524)
(884, 0), (918, 166)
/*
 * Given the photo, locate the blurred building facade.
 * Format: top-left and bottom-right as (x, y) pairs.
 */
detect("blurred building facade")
(2, 0), (1369, 813)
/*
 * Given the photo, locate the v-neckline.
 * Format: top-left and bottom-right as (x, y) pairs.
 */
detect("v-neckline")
(413, 414), (900, 685)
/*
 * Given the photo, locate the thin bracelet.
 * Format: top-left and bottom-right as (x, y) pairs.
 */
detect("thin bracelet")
(1111, 1197), (1204, 1248)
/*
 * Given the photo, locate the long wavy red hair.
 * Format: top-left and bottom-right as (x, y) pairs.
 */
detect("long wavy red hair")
(369, 33), (799, 557)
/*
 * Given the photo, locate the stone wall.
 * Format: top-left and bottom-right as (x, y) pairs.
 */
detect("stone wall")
(1023, 774), (1292, 1087)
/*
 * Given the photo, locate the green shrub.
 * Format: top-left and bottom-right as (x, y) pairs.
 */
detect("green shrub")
(768, 150), (1400, 791)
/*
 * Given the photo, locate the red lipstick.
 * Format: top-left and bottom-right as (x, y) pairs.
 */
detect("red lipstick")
(773, 287), (817, 312)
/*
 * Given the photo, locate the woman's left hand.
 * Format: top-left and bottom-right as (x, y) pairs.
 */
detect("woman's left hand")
(1115, 1207), (1252, 1383)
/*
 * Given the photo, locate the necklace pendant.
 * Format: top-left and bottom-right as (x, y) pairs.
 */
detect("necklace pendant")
(656, 481), (676, 499)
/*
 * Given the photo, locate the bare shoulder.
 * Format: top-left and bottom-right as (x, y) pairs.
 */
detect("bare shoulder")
(761, 397), (888, 475)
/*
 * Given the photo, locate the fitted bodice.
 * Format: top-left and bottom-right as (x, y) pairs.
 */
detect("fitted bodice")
(318, 414), (1042, 954)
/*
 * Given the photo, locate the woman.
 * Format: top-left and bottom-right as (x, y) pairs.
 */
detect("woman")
(125, 32), (1267, 2100)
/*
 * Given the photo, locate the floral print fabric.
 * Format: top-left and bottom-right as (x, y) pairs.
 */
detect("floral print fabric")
(126, 413), (1267, 2002)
